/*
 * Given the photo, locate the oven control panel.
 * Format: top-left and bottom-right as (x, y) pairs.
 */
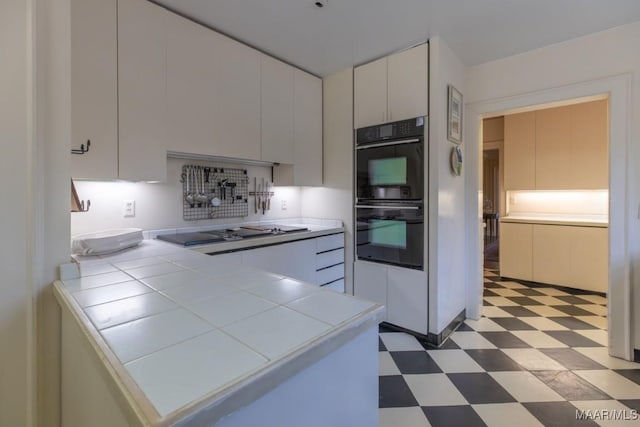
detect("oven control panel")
(356, 116), (425, 145)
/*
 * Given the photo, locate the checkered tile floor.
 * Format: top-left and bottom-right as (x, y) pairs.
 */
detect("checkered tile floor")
(378, 269), (640, 426)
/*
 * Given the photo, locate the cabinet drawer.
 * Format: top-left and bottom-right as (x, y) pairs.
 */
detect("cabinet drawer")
(316, 263), (344, 286)
(316, 233), (344, 253)
(322, 279), (344, 293)
(315, 248), (344, 270)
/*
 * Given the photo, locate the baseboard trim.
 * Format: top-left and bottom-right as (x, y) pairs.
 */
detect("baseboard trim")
(427, 309), (466, 348)
(634, 349), (640, 363)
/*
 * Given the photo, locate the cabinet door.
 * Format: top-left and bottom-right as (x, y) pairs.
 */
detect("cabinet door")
(499, 223), (533, 281)
(292, 69), (323, 185)
(70, 0), (118, 180)
(261, 55), (294, 164)
(570, 226), (608, 293)
(118, 0), (167, 182)
(241, 240), (316, 283)
(354, 57), (387, 128)
(504, 112), (535, 190)
(571, 99), (608, 189)
(535, 105), (572, 189)
(387, 44), (428, 122)
(354, 261), (387, 314)
(387, 266), (428, 335)
(532, 224), (572, 286)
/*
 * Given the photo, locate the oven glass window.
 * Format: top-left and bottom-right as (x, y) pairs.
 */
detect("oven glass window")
(370, 219), (407, 249)
(369, 157), (407, 186)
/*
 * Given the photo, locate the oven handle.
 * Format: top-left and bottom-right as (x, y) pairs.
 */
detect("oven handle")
(355, 138), (421, 150)
(355, 204), (420, 210)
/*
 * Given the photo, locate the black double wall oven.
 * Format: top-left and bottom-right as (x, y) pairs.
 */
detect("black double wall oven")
(355, 117), (426, 270)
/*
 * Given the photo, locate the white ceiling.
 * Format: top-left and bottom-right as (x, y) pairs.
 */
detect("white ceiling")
(153, 0), (640, 76)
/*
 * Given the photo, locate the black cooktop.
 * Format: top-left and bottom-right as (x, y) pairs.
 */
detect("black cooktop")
(157, 225), (308, 247)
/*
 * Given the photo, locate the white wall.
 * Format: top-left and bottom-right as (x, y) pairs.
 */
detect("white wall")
(301, 67), (354, 292)
(1, 1), (32, 424)
(428, 37), (468, 334)
(465, 21), (640, 350)
(71, 158), (302, 235)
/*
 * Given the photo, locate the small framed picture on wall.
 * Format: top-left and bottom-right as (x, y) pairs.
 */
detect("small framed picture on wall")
(447, 84), (463, 144)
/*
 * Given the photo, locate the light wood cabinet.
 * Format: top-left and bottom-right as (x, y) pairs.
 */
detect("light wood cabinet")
(117, 0), (167, 182)
(570, 226), (608, 293)
(261, 55), (294, 164)
(500, 223), (533, 281)
(504, 112), (535, 190)
(70, 0), (118, 180)
(571, 99), (608, 189)
(354, 44), (429, 129)
(532, 224), (572, 286)
(535, 105), (573, 189)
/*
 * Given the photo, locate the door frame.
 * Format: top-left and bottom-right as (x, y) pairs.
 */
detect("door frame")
(464, 74), (632, 360)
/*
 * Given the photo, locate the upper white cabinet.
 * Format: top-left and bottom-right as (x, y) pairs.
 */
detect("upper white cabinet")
(70, 0), (118, 180)
(261, 55), (294, 164)
(504, 112), (536, 190)
(166, 13), (261, 161)
(117, 0), (168, 182)
(354, 43), (429, 128)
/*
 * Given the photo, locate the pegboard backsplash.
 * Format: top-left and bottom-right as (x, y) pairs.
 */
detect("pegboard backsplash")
(182, 164), (248, 220)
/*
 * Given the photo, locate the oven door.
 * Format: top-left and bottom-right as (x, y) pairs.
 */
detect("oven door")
(356, 139), (424, 201)
(356, 203), (424, 270)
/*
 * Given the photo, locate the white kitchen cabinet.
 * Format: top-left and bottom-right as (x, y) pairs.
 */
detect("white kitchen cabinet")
(387, 266), (428, 335)
(532, 224), (573, 286)
(166, 12), (261, 161)
(571, 99), (608, 189)
(354, 261), (388, 316)
(354, 43), (429, 129)
(571, 226), (608, 293)
(261, 55), (294, 164)
(387, 45), (429, 123)
(70, 0), (118, 180)
(354, 57), (388, 128)
(499, 222), (533, 281)
(241, 239), (317, 284)
(117, 0), (168, 182)
(504, 112), (535, 190)
(535, 105), (573, 190)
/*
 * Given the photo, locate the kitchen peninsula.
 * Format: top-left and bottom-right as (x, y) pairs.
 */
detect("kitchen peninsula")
(55, 230), (383, 426)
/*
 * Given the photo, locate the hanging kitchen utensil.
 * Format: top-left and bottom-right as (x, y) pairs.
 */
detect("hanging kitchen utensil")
(266, 181), (271, 211)
(254, 177), (258, 214)
(184, 166), (196, 207)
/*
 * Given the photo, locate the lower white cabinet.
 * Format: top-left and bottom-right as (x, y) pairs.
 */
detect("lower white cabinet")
(354, 261), (388, 316)
(499, 222), (533, 281)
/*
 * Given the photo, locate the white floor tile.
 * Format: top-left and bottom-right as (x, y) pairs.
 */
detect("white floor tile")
(449, 331), (497, 349)
(496, 281), (528, 289)
(426, 349), (485, 373)
(287, 291), (375, 325)
(571, 400), (640, 427)
(535, 288), (571, 296)
(579, 304), (608, 317)
(62, 271), (134, 292)
(101, 308), (213, 363)
(404, 373), (468, 406)
(125, 330), (267, 416)
(528, 295), (571, 306)
(519, 317), (569, 331)
(379, 333), (425, 352)
(576, 316), (608, 329)
(510, 331), (568, 348)
(464, 317), (506, 332)
(524, 305), (571, 317)
(574, 370), (640, 399)
(501, 348), (567, 371)
(573, 347), (640, 370)
(72, 280), (152, 308)
(379, 407), (431, 427)
(575, 329), (609, 347)
(473, 403), (544, 427)
(84, 292), (178, 330)
(481, 306), (514, 318)
(491, 288), (527, 297)
(489, 371), (564, 402)
(483, 297), (519, 307)
(223, 306), (332, 360)
(187, 291), (276, 327)
(379, 352), (401, 376)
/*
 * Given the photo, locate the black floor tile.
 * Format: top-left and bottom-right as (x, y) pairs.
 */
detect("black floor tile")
(390, 351), (443, 375)
(554, 295), (593, 305)
(458, 322), (475, 332)
(620, 400), (640, 412)
(506, 296), (543, 306)
(479, 331), (531, 348)
(540, 348), (607, 370)
(379, 337), (387, 351)
(544, 331), (602, 347)
(465, 349), (524, 371)
(523, 402), (599, 427)
(551, 305), (599, 317)
(422, 405), (487, 427)
(613, 369), (640, 385)
(484, 289), (499, 297)
(483, 300), (493, 306)
(491, 317), (537, 331)
(378, 376), (419, 408)
(532, 370), (611, 401)
(548, 316), (599, 330)
(447, 373), (516, 404)
(512, 288), (545, 297)
(500, 306), (539, 317)
(483, 282), (502, 289)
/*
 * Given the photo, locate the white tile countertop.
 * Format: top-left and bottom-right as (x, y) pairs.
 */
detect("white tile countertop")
(54, 238), (384, 426)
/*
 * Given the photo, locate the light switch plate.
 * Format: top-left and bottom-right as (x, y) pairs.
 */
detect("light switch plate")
(123, 200), (136, 218)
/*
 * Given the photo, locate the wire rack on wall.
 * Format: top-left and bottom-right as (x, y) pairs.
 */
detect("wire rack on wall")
(181, 164), (248, 221)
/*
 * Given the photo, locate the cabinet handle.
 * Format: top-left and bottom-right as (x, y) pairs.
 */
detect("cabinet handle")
(71, 139), (91, 155)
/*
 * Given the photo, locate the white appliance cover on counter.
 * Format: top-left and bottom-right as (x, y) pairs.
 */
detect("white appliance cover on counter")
(71, 228), (143, 255)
